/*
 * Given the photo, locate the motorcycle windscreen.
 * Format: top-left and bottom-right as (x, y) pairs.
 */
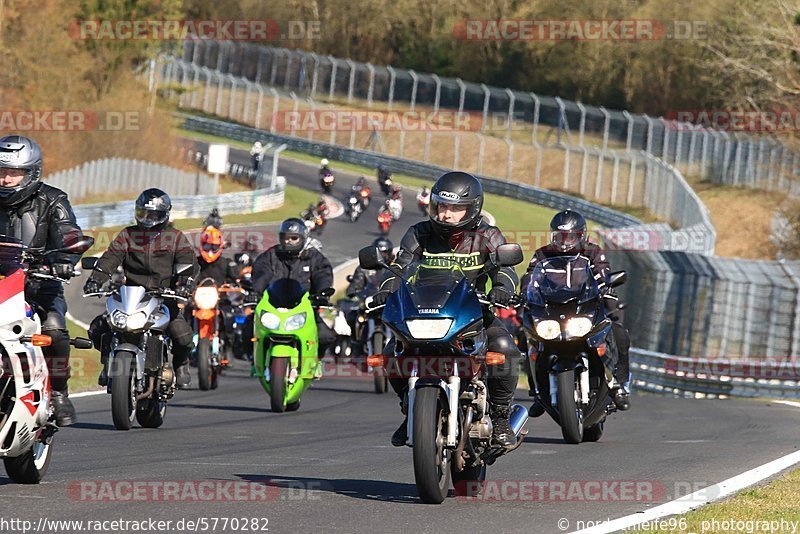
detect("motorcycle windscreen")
(404, 259), (467, 310)
(526, 255), (599, 305)
(266, 278), (307, 309)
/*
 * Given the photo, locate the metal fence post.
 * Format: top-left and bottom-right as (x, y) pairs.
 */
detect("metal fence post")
(577, 102), (586, 147)
(366, 63), (376, 107)
(505, 88), (515, 141)
(432, 74), (442, 114)
(215, 70), (225, 117)
(600, 107), (610, 151)
(254, 84), (265, 129)
(409, 70), (419, 111)
(387, 66), (396, 111)
(288, 92), (299, 137)
(346, 59), (356, 104)
(227, 74), (238, 120)
(269, 87), (279, 133)
(481, 84), (490, 134)
(328, 55), (337, 99)
(284, 50), (295, 91)
(309, 52), (320, 99)
(477, 133), (485, 175)
(644, 115), (654, 154)
(457, 79), (466, 113)
(622, 110), (634, 151)
(530, 92), (540, 145)
(506, 138), (514, 180)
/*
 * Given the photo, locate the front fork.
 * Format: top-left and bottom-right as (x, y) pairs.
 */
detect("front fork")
(405, 363), (460, 448)
(549, 355), (590, 407)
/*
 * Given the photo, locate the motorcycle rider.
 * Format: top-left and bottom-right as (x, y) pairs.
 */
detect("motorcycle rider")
(377, 164), (392, 190)
(250, 141), (264, 172)
(371, 171), (522, 448)
(319, 158), (332, 179)
(84, 189), (200, 389)
(521, 209), (631, 411)
(246, 218), (335, 355)
(0, 135), (87, 426)
(346, 237), (394, 299)
(203, 208), (223, 230)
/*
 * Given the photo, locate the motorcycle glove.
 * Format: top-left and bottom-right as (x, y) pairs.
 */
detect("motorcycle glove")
(175, 285), (193, 300)
(488, 286), (513, 306)
(368, 290), (390, 309)
(83, 278), (101, 295)
(50, 263), (75, 278)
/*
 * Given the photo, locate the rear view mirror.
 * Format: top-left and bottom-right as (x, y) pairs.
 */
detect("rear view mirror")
(81, 257), (98, 270)
(58, 236), (95, 255)
(358, 246), (382, 270)
(495, 243), (523, 267)
(320, 287), (335, 297)
(607, 271), (627, 288)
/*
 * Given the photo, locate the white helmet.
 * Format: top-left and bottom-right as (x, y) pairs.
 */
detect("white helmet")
(320, 158), (329, 166)
(253, 141), (262, 149)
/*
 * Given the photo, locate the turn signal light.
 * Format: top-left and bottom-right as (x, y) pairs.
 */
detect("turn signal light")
(31, 334), (52, 347)
(597, 343), (607, 357)
(366, 355), (385, 367)
(486, 352), (505, 365)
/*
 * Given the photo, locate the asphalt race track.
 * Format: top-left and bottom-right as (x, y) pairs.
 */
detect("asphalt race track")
(5, 148), (800, 534)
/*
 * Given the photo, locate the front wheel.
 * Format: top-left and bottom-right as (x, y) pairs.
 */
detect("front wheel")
(269, 357), (288, 413)
(4, 438), (53, 484)
(110, 351), (136, 430)
(412, 387), (451, 504)
(557, 371), (584, 444)
(197, 338), (213, 391)
(371, 332), (388, 394)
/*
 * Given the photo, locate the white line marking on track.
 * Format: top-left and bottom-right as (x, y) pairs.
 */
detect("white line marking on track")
(774, 400), (800, 409)
(570, 449), (800, 533)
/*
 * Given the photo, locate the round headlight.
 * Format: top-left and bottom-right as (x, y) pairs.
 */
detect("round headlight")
(565, 317), (593, 338)
(260, 312), (281, 330)
(110, 310), (127, 329)
(535, 320), (561, 340)
(194, 286), (219, 309)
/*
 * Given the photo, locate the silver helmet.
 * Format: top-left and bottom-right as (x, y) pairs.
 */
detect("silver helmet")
(0, 135), (43, 206)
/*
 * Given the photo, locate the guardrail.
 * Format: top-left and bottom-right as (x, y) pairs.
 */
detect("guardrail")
(632, 349), (800, 399)
(73, 181), (286, 229)
(45, 157), (215, 202)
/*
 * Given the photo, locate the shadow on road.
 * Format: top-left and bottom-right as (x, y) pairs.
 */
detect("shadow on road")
(236, 473), (423, 504)
(522, 436), (570, 445)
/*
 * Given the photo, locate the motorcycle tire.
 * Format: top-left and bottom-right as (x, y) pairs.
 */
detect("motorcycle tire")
(110, 351), (137, 431)
(269, 357), (288, 413)
(412, 387), (451, 504)
(557, 370), (584, 444)
(197, 338), (213, 391)
(4, 438), (53, 484)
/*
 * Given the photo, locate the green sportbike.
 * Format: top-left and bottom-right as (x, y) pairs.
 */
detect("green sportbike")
(253, 278), (334, 412)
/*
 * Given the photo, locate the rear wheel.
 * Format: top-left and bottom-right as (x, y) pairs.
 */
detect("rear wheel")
(412, 387), (451, 504)
(4, 438), (53, 484)
(269, 358), (288, 413)
(110, 351), (136, 431)
(197, 338), (212, 391)
(582, 422), (604, 442)
(136, 397), (166, 428)
(451, 461), (486, 497)
(557, 371), (584, 444)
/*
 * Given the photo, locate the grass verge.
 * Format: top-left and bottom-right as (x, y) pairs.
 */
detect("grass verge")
(650, 467), (800, 533)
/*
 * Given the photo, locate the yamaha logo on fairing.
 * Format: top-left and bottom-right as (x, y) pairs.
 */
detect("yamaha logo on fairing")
(418, 308), (440, 314)
(438, 191), (460, 201)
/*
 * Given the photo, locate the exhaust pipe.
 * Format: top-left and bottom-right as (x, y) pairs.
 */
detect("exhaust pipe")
(510, 404), (528, 437)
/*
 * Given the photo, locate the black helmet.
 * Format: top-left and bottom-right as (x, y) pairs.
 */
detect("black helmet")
(372, 237), (394, 264)
(135, 188), (172, 230)
(0, 135), (43, 206)
(278, 217), (308, 256)
(428, 171), (484, 236)
(550, 210), (587, 252)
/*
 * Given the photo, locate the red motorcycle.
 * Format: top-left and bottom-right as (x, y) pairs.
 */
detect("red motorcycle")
(377, 206), (392, 236)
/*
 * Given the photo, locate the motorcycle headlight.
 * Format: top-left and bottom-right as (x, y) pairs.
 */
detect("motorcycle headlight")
(194, 287), (219, 309)
(535, 320), (561, 340)
(110, 310), (127, 329)
(406, 319), (453, 339)
(284, 313), (307, 331)
(565, 317), (593, 338)
(126, 311), (148, 331)
(260, 312), (281, 330)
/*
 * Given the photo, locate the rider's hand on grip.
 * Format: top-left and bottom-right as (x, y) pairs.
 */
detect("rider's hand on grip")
(488, 286), (513, 306)
(367, 290), (390, 310)
(244, 290), (260, 305)
(83, 278), (101, 295)
(50, 263), (75, 278)
(174, 285), (192, 300)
